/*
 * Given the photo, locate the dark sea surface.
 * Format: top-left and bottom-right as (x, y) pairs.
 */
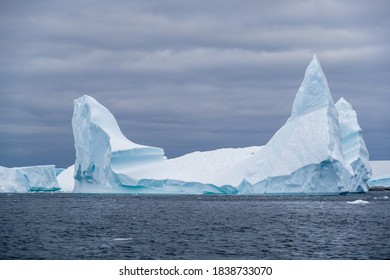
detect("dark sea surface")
(0, 192), (389, 260)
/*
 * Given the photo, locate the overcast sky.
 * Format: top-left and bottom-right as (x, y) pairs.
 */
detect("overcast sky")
(0, 0), (389, 168)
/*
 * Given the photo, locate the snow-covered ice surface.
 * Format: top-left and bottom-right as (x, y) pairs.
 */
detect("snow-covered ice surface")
(0, 165), (60, 192)
(56, 165), (75, 192)
(58, 55), (372, 194)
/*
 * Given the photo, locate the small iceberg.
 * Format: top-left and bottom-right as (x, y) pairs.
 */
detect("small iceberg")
(112, 237), (133, 241)
(346, 199), (370, 205)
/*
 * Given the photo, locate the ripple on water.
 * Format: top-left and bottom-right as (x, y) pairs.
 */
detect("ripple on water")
(0, 192), (389, 259)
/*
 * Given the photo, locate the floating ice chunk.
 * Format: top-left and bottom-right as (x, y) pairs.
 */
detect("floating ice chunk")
(112, 238), (133, 241)
(0, 165), (61, 193)
(375, 196), (389, 200)
(346, 199), (370, 204)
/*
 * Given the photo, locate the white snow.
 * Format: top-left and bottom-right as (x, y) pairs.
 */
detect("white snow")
(125, 146), (262, 186)
(56, 165), (75, 192)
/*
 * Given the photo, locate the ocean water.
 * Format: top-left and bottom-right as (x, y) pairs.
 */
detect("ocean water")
(0, 192), (389, 260)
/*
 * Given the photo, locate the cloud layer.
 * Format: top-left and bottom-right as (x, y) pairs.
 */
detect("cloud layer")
(1, 0), (389, 167)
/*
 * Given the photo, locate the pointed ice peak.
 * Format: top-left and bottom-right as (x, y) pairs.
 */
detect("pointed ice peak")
(335, 97), (360, 132)
(290, 55), (334, 119)
(73, 94), (147, 151)
(76, 94), (98, 105)
(335, 97), (350, 108)
(335, 97), (357, 129)
(75, 95), (106, 113)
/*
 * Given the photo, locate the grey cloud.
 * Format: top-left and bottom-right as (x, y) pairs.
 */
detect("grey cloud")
(0, 0), (389, 167)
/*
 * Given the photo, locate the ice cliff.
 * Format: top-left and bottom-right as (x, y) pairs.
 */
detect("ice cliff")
(0, 165), (60, 192)
(71, 95), (164, 192)
(335, 97), (372, 191)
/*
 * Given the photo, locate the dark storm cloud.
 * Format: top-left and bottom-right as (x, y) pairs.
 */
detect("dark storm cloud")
(0, 0), (389, 167)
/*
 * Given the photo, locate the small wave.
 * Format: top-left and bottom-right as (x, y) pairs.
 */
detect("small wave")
(112, 237), (133, 241)
(346, 199), (369, 205)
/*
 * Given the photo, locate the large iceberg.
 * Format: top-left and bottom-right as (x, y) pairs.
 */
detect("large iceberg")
(0, 55), (372, 194)
(58, 55), (371, 194)
(208, 55), (371, 194)
(71, 95), (164, 192)
(0, 165), (60, 192)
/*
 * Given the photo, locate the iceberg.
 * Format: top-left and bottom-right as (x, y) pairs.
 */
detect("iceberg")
(0, 165), (60, 192)
(346, 199), (370, 205)
(71, 95), (164, 192)
(220, 55), (370, 194)
(56, 55), (372, 194)
(0, 55), (376, 194)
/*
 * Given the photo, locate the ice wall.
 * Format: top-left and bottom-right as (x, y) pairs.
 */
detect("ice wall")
(335, 97), (372, 192)
(72, 95), (164, 191)
(0, 165), (60, 192)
